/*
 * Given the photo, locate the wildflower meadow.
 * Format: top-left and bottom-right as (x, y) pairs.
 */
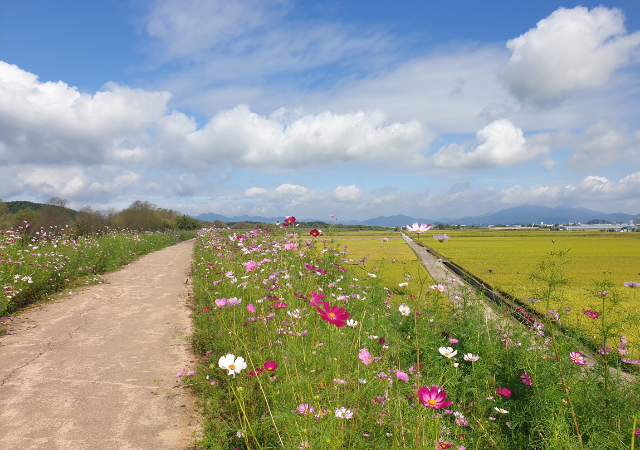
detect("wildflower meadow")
(0, 224), (194, 318)
(186, 219), (640, 449)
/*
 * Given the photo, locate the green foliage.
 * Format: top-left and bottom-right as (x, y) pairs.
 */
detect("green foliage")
(176, 214), (200, 230)
(0, 228), (187, 316)
(185, 228), (640, 449)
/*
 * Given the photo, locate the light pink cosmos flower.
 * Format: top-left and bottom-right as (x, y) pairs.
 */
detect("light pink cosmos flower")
(247, 303), (256, 314)
(284, 243), (298, 250)
(430, 284), (446, 292)
(226, 297), (242, 307)
(214, 298), (227, 308)
(297, 403), (315, 415)
(395, 371), (409, 381)
(242, 261), (258, 272)
(569, 351), (585, 366)
(406, 222), (433, 234)
(334, 407), (353, 419)
(359, 348), (373, 365)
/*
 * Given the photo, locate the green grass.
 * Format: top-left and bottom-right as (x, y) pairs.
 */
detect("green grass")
(186, 226), (640, 449)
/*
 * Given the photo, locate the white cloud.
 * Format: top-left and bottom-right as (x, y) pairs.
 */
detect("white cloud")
(243, 187), (267, 198)
(162, 105), (427, 169)
(0, 61), (170, 165)
(568, 122), (640, 171)
(502, 6), (640, 104)
(332, 185), (364, 202)
(432, 119), (548, 168)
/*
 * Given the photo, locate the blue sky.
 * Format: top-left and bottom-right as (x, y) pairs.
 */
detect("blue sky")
(1, 1), (640, 220)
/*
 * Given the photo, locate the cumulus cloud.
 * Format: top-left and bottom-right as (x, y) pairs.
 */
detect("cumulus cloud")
(494, 173), (640, 206)
(501, 6), (640, 104)
(332, 185), (364, 202)
(0, 62), (427, 172)
(0, 61), (170, 166)
(161, 105), (427, 169)
(568, 122), (640, 170)
(432, 119), (548, 168)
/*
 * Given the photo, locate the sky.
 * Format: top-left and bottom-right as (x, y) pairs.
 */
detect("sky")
(1, 0), (640, 221)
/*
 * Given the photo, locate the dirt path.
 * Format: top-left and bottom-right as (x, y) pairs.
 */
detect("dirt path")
(0, 240), (199, 450)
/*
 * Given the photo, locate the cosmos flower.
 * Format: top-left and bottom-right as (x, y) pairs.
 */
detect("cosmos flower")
(417, 385), (452, 410)
(264, 361), (278, 372)
(520, 372), (533, 386)
(433, 234), (450, 242)
(583, 310), (600, 319)
(218, 354), (247, 378)
(310, 229), (321, 237)
(242, 261), (258, 272)
(346, 319), (358, 328)
(334, 407), (354, 419)
(494, 407), (509, 414)
(463, 353), (479, 362)
(406, 222), (433, 234)
(359, 348), (373, 365)
(297, 403), (315, 415)
(569, 351), (586, 366)
(439, 347), (458, 358)
(398, 303), (411, 316)
(315, 301), (351, 327)
(283, 216), (296, 226)
(496, 387), (512, 398)
(624, 281), (640, 288)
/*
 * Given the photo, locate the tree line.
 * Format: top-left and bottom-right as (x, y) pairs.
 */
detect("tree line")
(0, 198), (200, 234)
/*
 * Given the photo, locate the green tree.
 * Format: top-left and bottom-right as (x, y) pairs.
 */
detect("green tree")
(176, 214), (199, 230)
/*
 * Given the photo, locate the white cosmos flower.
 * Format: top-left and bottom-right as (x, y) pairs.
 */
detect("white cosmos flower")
(398, 282), (408, 287)
(218, 353), (247, 378)
(494, 407), (509, 414)
(347, 319), (358, 328)
(463, 353), (480, 362)
(398, 304), (411, 316)
(334, 407), (354, 419)
(368, 273), (377, 278)
(438, 347), (458, 358)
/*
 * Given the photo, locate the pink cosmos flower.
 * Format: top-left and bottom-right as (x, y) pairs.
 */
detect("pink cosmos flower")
(309, 291), (325, 307)
(395, 371), (409, 381)
(315, 301), (351, 327)
(242, 261), (258, 272)
(358, 348), (373, 365)
(284, 243), (298, 250)
(297, 403), (315, 415)
(520, 372), (533, 386)
(569, 351), (586, 366)
(214, 298), (227, 308)
(264, 361), (278, 372)
(496, 387), (512, 398)
(273, 302), (287, 309)
(330, 214), (335, 217)
(417, 385), (452, 410)
(226, 297), (242, 307)
(583, 309), (600, 319)
(247, 303), (256, 314)
(406, 222), (433, 234)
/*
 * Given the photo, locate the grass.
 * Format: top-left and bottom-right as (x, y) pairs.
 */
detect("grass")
(185, 225), (640, 449)
(0, 226), (196, 318)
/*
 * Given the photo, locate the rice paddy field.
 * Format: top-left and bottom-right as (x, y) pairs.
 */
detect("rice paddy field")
(408, 229), (640, 345)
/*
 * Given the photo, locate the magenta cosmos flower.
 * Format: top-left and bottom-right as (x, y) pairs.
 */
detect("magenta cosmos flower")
(583, 310), (600, 319)
(315, 301), (350, 327)
(417, 385), (452, 410)
(310, 229), (321, 237)
(309, 291), (325, 307)
(264, 361), (278, 372)
(520, 372), (533, 386)
(496, 387), (512, 398)
(569, 351), (586, 366)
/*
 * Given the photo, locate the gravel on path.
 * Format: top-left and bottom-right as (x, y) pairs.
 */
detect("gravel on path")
(0, 239), (199, 450)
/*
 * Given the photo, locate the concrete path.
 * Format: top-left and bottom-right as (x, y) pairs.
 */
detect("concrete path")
(402, 233), (497, 318)
(0, 240), (198, 450)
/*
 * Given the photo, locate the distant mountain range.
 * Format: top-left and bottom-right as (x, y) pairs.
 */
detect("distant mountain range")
(195, 205), (640, 227)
